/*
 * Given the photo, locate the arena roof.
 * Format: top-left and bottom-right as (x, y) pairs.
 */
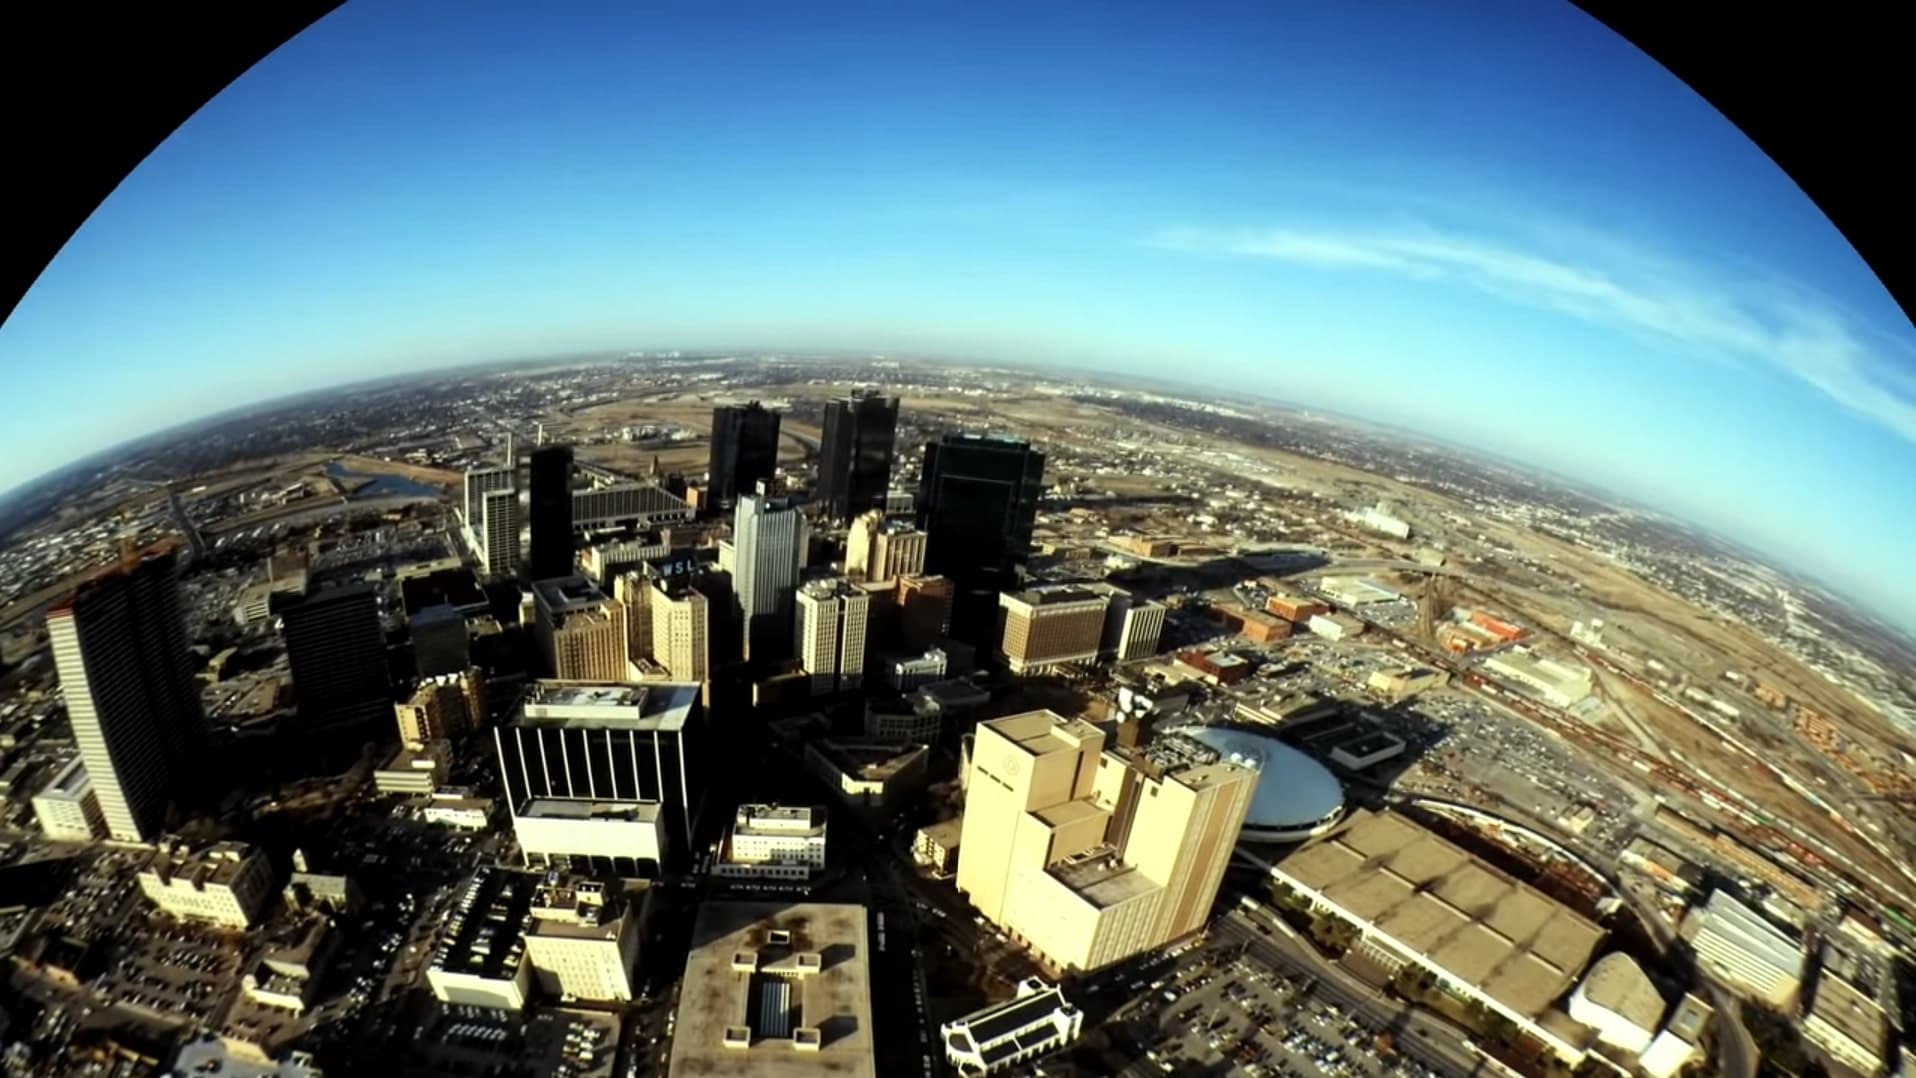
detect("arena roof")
(1164, 724), (1344, 839)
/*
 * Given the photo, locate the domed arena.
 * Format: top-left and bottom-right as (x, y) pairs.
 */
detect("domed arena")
(1164, 724), (1347, 843)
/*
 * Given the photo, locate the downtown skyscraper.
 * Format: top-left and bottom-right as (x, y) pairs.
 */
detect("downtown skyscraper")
(527, 444), (576, 580)
(815, 391), (899, 521)
(732, 489), (802, 661)
(281, 582), (392, 731)
(706, 402), (781, 512)
(47, 546), (205, 842)
(917, 432), (1046, 643)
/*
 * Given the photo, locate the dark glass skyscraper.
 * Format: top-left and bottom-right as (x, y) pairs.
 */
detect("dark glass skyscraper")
(816, 391), (899, 521)
(707, 403), (781, 512)
(916, 433), (1046, 643)
(282, 583), (391, 730)
(527, 444), (576, 580)
(47, 546), (205, 842)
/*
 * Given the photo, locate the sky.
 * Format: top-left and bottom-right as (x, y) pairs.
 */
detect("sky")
(3, 0), (1914, 626)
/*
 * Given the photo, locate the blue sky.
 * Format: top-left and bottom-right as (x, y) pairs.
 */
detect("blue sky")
(3, 0), (1914, 626)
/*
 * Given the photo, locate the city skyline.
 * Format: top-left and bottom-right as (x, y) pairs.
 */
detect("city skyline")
(1, 0), (1913, 627)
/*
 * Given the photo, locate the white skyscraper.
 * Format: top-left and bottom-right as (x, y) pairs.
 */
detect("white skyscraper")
(795, 579), (871, 695)
(733, 490), (801, 661)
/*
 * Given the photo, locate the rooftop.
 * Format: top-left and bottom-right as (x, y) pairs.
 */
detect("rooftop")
(143, 842), (266, 889)
(809, 739), (929, 781)
(37, 756), (90, 799)
(669, 902), (875, 1078)
(521, 799), (663, 823)
(1808, 973), (1886, 1055)
(1004, 585), (1107, 608)
(430, 867), (535, 983)
(534, 576), (612, 613)
(520, 680), (700, 731)
(1275, 809), (1604, 1019)
(982, 711), (1103, 759)
(1576, 953), (1666, 1032)
(1050, 846), (1157, 908)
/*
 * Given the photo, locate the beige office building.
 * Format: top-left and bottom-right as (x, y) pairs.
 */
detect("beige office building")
(524, 875), (643, 1004)
(997, 586), (1111, 674)
(957, 711), (1255, 974)
(395, 669), (487, 745)
(139, 841), (277, 929)
(613, 569), (655, 665)
(534, 577), (630, 682)
(796, 579), (871, 695)
(649, 577), (710, 683)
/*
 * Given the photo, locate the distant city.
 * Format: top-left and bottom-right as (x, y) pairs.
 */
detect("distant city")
(0, 353), (1911, 1078)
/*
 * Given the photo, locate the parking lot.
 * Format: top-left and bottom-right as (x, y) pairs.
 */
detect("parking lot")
(1112, 938), (1448, 1078)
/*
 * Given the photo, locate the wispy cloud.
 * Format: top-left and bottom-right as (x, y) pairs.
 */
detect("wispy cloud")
(1151, 222), (1916, 444)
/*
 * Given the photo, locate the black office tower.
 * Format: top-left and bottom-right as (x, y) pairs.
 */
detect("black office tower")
(916, 433), (1046, 643)
(282, 583), (392, 731)
(527, 444), (576, 580)
(816, 391), (899, 521)
(707, 402), (781, 512)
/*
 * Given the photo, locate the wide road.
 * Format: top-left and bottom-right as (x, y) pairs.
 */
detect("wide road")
(1214, 905), (1494, 1078)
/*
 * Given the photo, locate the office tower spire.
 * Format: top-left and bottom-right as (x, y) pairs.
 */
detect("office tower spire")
(816, 391), (899, 521)
(47, 546), (205, 842)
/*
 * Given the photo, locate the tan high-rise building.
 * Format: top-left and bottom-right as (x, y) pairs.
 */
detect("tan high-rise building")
(613, 569), (654, 666)
(997, 585), (1111, 674)
(395, 668), (490, 745)
(894, 574), (954, 649)
(534, 577), (629, 682)
(847, 512), (927, 584)
(649, 577), (709, 683)
(795, 579), (871, 695)
(957, 711), (1255, 974)
(845, 510), (884, 581)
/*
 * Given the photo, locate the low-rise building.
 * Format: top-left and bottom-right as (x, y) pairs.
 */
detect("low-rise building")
(242, 918), (338, 1015)
(524, 876), (643, 1004)
(1365, 666), (1447, 702)
(1567, 953), (1665, 1055)
(1688, 889), (1804, 1008)
(1481, 648), (1594, 709)
(427, 866), (537, 1010)
(914, 818), (963, 876)
(1637, 994), (1713, 1078)
(1269, 808), (1606, 1065)
(422, 795), (494, 830)
(1306, 612), (1366, 640)
(941, 977), (1082, 1076)
(1619, 837), (1703, 895)
(884, 647), (949, 691)
(667, 902), (876, 1078)
(139, 842), (276, 929)
(864, 697), (941, 744)
(31, 757), (105, 842)
(1315, 576), (1399, 606)
(1803, 965), (1888, 1076)
(373, 739), (453, 795)
(715, 804), (828, 882)
(803, 739), (929, 809)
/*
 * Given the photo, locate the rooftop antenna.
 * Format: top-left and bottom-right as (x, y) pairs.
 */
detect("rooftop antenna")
(505, 430), (515, 469)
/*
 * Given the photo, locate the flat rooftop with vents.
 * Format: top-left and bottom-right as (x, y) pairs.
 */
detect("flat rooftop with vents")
(668, 902), (875, 1078)
(1272, 808), (1605, 1056)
